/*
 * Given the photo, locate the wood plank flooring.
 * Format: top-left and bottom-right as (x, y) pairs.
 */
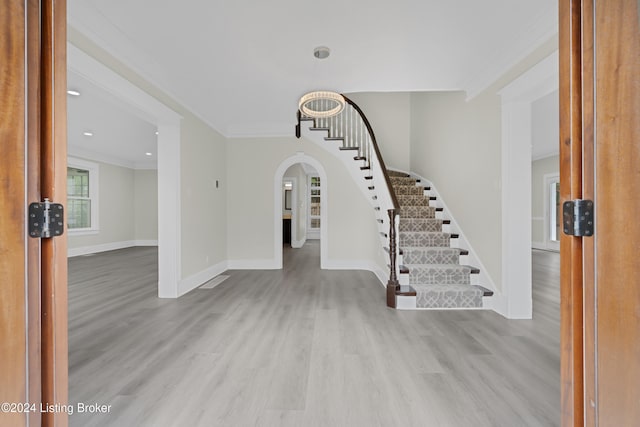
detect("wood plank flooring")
(68, 244), (560, 426)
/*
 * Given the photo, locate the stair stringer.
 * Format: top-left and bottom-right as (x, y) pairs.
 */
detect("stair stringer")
(391, 169), (499, 309)
(300, 126), (397, 286)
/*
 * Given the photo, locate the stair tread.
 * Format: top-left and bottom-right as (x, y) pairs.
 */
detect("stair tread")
(401, 246), (467, 252)
(400, 231), (452, 235)
(404, 263), (476, 269)
(412, 283), (483, 292)
(473, 285), (494, 296)
(396, 285), (417, 297)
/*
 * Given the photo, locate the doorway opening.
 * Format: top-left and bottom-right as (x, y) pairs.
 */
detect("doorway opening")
(274, 154), (327, 269)
(281, 162), (321, 267)
(67, 43), (182, 297)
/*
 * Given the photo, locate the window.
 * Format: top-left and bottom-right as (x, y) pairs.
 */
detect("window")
(308, 175), (321, 238)
(67, 158), (99, 234)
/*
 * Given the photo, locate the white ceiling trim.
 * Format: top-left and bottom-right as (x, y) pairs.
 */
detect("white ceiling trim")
(67, 43), (183, 126)
(462, 7), (558, 100)
(67, 3), (169, 100)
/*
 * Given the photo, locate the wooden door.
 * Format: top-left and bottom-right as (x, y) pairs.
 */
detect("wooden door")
(0, 1), (68, 427)
(560, 0), (640, 425)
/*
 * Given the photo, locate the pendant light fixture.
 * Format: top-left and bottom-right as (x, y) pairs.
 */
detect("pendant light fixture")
(298, 47), (345, 119)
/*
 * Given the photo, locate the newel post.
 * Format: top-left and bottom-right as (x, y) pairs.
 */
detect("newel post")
(386, 209), (400, 308)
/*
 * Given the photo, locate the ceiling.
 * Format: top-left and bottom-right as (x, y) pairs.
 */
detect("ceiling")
(67, 70), (158, 169)
(68, 0), (558, 139)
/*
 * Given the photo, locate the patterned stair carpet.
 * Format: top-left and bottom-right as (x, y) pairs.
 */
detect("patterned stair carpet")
(389, 171), (484, 308)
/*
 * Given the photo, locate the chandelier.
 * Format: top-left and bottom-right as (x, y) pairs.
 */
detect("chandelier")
(298, 91), (345, 119)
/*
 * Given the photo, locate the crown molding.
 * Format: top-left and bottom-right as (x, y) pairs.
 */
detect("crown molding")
(68, 7), (226, 137)
(462, 6), (558, 100)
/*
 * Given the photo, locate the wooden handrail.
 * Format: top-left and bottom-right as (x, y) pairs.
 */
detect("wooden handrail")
(296, 94), (402, 307)
(341, 95), (401, 211)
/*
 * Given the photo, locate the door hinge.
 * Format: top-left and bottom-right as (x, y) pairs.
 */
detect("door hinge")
(28, 198), (64, 238)
(563, 199), (594, 237)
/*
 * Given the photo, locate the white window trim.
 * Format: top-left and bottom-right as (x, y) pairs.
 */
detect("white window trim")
(67, 157), (100, 235)
(307, 174), (320, 239)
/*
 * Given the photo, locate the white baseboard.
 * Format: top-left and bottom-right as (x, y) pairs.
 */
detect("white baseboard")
(291, 238), (306, 248)
(178, 260), (228, 297)
(531, 241), (546, 250)
(68, 240), (158, 257)
(483, 293), (507, 317)
(227, 259), (280, 269)
(135, 240), (159, 246)
(323, 259), (388, 287)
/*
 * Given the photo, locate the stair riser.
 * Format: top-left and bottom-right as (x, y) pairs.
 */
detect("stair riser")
(397, 195), (430, 206)
(416, 289), (482, 308)
(399, 219), (442, 232)
(402, 249), (460, 264)
(400, 206), (436, 219)
(390, 177), (418, 185)
(400, 233), (450, 247)
(408, 267), (471, 285)
(394, 186), (425, 196)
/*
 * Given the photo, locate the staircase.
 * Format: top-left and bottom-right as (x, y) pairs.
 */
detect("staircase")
(388, 171), (493, 308)
(296, 94), (493, 310)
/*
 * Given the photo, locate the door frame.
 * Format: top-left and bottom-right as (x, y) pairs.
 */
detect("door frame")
(283, 176), (298, 246)
(274, 154), (328, 269)
(498, 51), (559, 319)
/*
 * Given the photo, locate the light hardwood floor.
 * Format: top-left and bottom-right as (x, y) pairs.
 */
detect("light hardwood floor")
(68, 243), (560, 426)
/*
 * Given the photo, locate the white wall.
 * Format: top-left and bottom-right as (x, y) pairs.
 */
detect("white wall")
(180, 116), (228, 279)
(69, 31), (230, 289)
(134, 169), (158, 241)
(344, 92), (411, 172)
(226, 136), (386, 273)
(410, 90), (503, 290)
(531, 155), (559, 245)
(408, 38), (558, 297)
(68, 158), (158, 254)
(532, 90), (560, 160)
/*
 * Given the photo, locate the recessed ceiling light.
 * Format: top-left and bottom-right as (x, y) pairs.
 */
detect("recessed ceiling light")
(145, 152), (153, 156)
(83, 132), (93, 137)
(67, 90), (81, 96)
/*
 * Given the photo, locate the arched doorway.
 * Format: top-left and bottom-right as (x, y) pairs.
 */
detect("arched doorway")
(273, 154), (328, 269)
